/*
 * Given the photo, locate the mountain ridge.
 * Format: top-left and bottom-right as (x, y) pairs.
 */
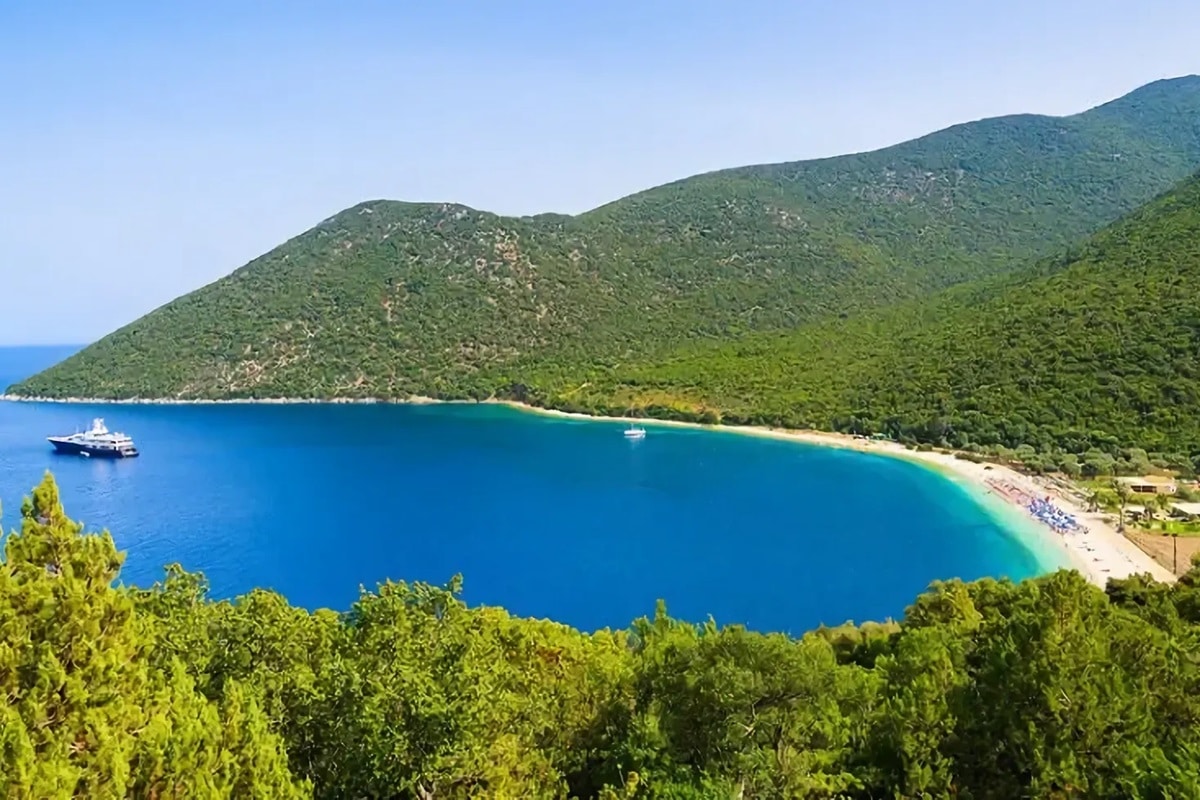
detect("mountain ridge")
(12, 76), (1200, 443)
(572, 171), (1200, 459)
(591, 75), (1200, 198)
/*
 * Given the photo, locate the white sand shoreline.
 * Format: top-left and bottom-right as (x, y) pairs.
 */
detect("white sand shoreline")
(4, 393), (1174, 586)
(499, 403), (1175, 586)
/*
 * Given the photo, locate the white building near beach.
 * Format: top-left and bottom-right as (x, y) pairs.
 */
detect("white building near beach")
(1116, 476), (1178, 495)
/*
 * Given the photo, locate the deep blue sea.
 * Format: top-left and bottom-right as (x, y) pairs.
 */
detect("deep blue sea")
(0, 345), (1062, 633)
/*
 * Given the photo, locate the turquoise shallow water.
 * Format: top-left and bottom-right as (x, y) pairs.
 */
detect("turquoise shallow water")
(0, 346), (1062, 633)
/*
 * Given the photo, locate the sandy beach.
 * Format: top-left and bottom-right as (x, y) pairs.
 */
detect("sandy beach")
(492, 402), (1176, 587)
(3, 393), (1175, 586)
(768, 430), (1175, 585)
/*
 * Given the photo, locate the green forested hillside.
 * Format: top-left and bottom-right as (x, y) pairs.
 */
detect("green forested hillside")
(6, 473), (1200, 797)
(564, 171), (1200, 462)
(12, 76), (1200, 402)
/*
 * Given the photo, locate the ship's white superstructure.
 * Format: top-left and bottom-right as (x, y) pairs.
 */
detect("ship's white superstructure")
(48, 418), (140, 458)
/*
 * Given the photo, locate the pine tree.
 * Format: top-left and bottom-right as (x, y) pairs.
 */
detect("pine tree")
(0, 474), (308, 799)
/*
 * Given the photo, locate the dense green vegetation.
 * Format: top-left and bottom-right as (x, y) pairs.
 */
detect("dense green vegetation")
(562, 170), (1200, 465)
(6, 472), (1200, 798)
(12, 76), (1200, 410)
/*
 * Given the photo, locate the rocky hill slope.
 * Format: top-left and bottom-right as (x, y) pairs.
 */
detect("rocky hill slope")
(12, 76), (1200, 404)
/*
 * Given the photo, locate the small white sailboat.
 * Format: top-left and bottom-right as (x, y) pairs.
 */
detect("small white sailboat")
(623, 423), (646, 439)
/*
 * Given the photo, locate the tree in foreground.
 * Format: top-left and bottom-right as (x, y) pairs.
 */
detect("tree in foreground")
(6, 472), (1200, 797)
(0, 473), (306, 799)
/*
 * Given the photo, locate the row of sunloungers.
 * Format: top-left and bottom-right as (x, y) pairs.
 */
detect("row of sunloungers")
(985, 479), (1081, 533)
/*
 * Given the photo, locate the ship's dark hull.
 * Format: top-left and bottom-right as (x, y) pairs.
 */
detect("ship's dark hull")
(48, 439), (139, 458)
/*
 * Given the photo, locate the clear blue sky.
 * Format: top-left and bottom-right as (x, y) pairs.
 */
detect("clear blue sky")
(2, 0), (1196, 345)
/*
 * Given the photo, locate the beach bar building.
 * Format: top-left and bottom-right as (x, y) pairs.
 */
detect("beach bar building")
(1116, 476), (1178, 495)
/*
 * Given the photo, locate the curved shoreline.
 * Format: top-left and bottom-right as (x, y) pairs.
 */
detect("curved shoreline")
(3, 392), (1175, 586)
(501, 403), (1173, 586)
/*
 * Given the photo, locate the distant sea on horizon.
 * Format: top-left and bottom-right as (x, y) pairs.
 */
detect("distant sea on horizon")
(0, 345), (1066, 633)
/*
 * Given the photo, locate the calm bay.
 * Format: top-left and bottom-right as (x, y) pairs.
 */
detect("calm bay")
(0, 345), (1061, 633)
